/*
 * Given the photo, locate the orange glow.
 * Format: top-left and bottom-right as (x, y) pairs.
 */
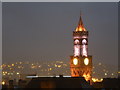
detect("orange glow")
(83, 73), (90, 81)
(75, 15), (86, 32)
(2, 81), (5, 85)
(92, 78), (103, 82)
(76, 26), (86, 31)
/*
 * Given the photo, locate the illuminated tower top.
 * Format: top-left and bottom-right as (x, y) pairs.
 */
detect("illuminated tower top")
(75, 14), (86, 31)
(73, 14), (88, 57)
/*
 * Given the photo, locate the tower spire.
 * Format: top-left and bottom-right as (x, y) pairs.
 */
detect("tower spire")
(75, 12), (86, 31)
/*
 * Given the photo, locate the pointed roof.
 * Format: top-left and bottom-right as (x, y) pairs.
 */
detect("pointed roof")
(75, 14), (86, 31)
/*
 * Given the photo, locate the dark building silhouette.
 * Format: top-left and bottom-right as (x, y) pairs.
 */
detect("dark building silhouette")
(26, 77), (93, 88)
(18, 79), (28, 88)
(102, 78), (119, 88)
(92, 78), (119, 89)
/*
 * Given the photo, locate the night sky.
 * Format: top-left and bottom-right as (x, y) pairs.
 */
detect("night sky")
(2, 2), (118, 68)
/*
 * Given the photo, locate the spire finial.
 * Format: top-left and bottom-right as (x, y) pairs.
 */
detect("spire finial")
(75, 11), (86, 31)
(80, 10), (82, 17)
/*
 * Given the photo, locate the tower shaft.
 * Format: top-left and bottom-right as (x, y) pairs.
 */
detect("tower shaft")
(70, 14), (92, 84)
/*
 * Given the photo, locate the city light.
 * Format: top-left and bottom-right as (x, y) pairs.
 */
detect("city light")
(2, 81), (5, 85)
(0, 65), (2, 69)
(55, 64), (57, 67)
(38, 65), (41, 68)
(17, 72), (20, 75)
(105, 73), (107, 76)
(19, 62), (22, 64)
(111, 73), (114, 76)
(98, 63), (101, 65)
(92, 78), (103, 82)
(8, 65), (11, 68)
(12, 64), (14, 66)
(58, 65), (61, 68)
(2, 61), (118, 81)
(92, 78), (97, 82)
(49, 68), (52, 71)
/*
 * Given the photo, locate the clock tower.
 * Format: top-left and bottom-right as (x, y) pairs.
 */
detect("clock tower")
(70, 14), (92, 84)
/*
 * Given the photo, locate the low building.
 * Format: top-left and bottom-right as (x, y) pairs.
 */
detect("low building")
(26, 76), (93, 88)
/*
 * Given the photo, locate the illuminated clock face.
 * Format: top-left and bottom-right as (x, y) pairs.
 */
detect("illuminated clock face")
(82, 39), (87, 45)
(84, 58), (89, 65)
(73, 58), (78, 65)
